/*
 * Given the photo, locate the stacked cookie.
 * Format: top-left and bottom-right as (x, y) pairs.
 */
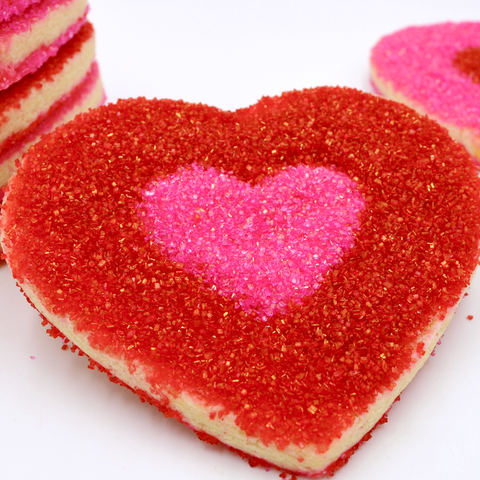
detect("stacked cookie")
(0, 0), (104, 193)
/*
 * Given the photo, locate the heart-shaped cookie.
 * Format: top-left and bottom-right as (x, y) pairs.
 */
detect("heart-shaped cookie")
(2, 87), (480, 477)
(370, 22), (480, 165)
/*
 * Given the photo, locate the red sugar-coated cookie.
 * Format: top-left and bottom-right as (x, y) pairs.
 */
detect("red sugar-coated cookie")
(371, 22), (480, 165)
(2, 87), (480, 477)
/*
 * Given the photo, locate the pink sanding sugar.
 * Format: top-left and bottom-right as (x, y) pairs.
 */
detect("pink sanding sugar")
(139, 164), (365, 320)
(0, 0), (41, 23)
(0, 0), (87, 90)
(371, 22), (480, 134)
(0, 0), (74, 34)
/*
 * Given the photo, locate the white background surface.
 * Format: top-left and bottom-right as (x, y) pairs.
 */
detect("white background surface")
(1, 1), (480, 479)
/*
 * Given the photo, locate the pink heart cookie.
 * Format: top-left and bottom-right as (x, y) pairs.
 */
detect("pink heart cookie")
(371, 22), (480, 164)
(140, 164), (365, 319)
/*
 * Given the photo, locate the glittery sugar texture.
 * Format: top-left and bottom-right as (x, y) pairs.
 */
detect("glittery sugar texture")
(454, 47), (480, 84)
(139, 164), (365, 320)
(0, 0), (88, 90)
(3, 87), (480, 463)
(0, 0), (42, 23)
(0, 22), (95, 156)
(0, 0), (73, 35)
(371, 22), (480, 133)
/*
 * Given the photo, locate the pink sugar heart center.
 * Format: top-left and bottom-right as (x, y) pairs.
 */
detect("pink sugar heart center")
(139, 164), (365, 320)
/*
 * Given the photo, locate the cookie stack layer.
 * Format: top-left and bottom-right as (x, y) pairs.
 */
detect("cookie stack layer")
(0, 0), (104, 192)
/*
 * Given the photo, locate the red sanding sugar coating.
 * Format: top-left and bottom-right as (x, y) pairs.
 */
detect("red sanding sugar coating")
(453, 47), (480, 84)
(371, 22), (480, 133)
(140, 164), (365, 320)
(3, 87), (480, 463)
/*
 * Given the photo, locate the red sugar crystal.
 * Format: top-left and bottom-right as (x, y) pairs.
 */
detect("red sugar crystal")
(3, 87), (480, 463)
(453, 47), (480, 84)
